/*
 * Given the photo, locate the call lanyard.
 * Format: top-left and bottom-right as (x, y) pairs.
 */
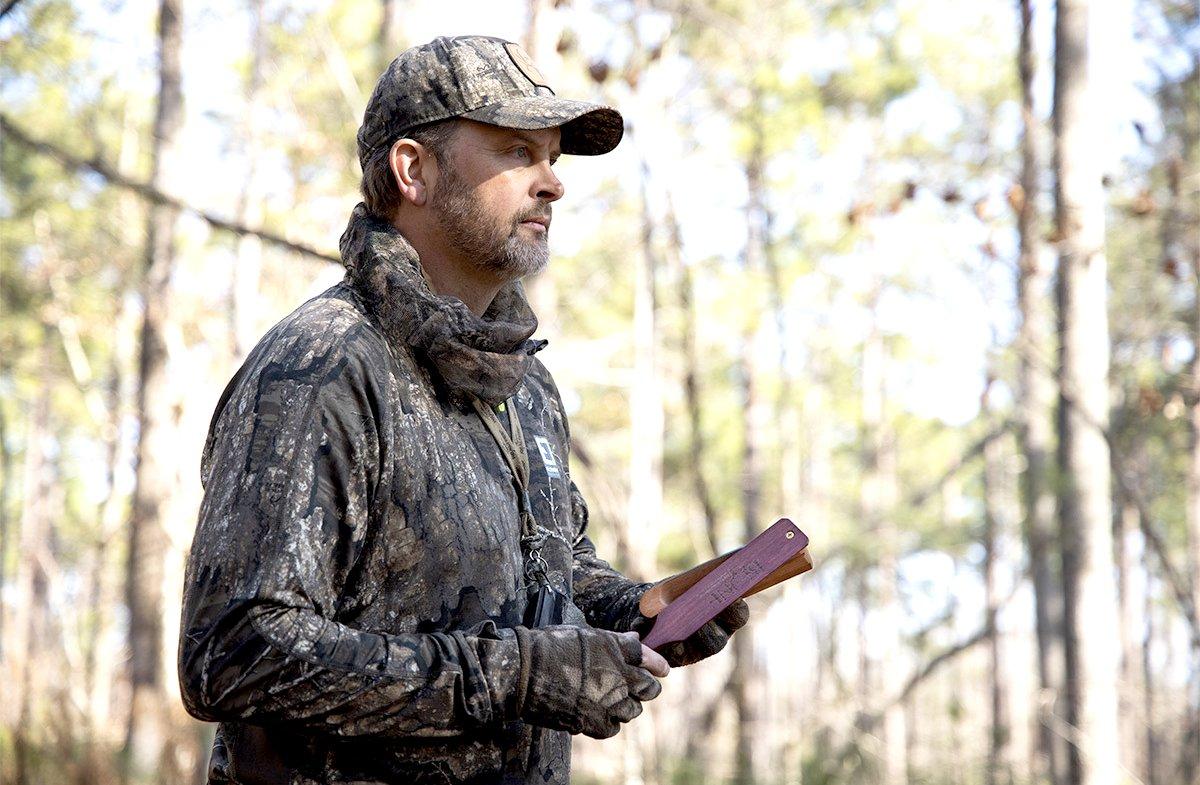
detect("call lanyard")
(470, 396), (552, 593)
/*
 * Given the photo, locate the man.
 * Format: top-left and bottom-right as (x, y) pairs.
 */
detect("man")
(179, 35), (747, 785)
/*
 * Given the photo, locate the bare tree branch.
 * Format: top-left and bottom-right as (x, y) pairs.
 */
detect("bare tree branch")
(892, 624), (991, 708)
(906, 422), (1012, 510)
(0, 0), (24, 21)
(1, 113), (341, 264)
(1120, 477), (1200, 648)
(1030, 347), (1199, 644)
(821, 623), (991, 776)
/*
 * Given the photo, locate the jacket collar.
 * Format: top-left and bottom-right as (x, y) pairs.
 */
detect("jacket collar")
(339, 202), (545, 407)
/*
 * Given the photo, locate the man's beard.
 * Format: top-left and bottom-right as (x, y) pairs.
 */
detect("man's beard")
(432, 166), (550, 279)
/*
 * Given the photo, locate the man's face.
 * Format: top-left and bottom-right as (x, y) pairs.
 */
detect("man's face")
(428, 121), (564, 280)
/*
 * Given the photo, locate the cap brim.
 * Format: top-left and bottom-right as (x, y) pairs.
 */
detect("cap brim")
(460, 96), (624, 156)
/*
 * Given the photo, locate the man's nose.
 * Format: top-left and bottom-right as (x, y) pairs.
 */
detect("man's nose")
(534, 162), (565, 202)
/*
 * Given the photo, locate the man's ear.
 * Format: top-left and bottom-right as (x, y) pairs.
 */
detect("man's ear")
(389, 138), (434, 207)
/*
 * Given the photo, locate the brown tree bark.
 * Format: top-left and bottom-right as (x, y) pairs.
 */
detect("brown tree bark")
(744, 86), (793, 519)
(983, 395), (1014, 785)
(1052, 1), (1121, 783)
(731, 346), (761, 785)
(376, 0), (397, 76)
(124, 0), (184, 779)
(1184, 196), (1200, 785)
(1114, 499), (1145, 779)
(230, 0), (267, 361)
(0, 375), (11, 657)
(12, 340), (53, 785)
(0, 113), (339, 264)
(1143, 577), (1160, 785)
(1015, 2), (1069, 783)
(731, 137), (769, 785)
(1174, 53), (1200, 785)
(664, 193), (720, 558)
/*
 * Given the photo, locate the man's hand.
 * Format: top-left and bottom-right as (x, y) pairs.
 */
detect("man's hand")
(636, 599), (750, 667)
(632, 632), (670, 677)
(518, 626), (666, 739)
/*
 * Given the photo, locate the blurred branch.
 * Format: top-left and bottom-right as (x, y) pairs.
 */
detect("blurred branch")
(571, 436), (639, 575)
(0, 113), (341, 264)
(650, 0), (753, 49)
(1104, 421), (1198, 643)
(907, 596), (959, 648)
(823, 622), (990, 776)
(1042, 707), (1146, 785)
(1057, 374), (1200, 643)
(1017, 339), (1199, 642)
(33, 214), (111, 427)
(1118, 471), (1200, 646)
(0, 0), (23, 21)
(316, 21), (364, 114)
(890, 623), (990, 708)
(905, 422), (1013, 509)
(824, 574), (1021, 775)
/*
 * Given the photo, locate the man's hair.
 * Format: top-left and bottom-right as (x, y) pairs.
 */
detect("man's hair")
(360, 119), (459, 219)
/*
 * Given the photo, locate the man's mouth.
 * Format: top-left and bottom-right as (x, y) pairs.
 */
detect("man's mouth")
(517, 209), (551, 233)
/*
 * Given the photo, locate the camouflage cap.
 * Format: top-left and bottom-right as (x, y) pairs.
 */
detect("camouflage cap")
(357, 35), (624, 168)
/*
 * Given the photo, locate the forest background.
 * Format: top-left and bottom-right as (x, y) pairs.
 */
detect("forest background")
(1, 0), (1197, 784)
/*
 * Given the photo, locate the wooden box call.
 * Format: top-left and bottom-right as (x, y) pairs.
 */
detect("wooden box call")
(638, 518), (813, 651)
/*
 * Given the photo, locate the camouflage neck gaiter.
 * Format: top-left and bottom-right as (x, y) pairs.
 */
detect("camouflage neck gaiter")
(339, 202), (545, 407)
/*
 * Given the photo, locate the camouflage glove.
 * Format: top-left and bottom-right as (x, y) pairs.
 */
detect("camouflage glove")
(515, 625), (662, 739)
(633, 599), (750, 667)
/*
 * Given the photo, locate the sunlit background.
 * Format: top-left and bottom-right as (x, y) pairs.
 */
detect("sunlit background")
(1, 0), (1198, 783)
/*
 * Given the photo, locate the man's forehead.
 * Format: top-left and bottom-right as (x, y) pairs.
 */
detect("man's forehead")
(463, 120), (561, 150)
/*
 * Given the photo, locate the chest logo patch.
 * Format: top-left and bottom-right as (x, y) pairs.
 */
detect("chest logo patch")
(533, 436), (562, 479)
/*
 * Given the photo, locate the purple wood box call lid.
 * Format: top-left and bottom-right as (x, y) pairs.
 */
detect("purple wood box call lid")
(641, 518), (810, 650)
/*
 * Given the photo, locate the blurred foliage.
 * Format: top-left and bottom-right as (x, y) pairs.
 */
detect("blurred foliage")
(1, 0), (1197, 783)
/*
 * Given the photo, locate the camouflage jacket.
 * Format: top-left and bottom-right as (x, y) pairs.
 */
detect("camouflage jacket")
(179, 205), (648, 785)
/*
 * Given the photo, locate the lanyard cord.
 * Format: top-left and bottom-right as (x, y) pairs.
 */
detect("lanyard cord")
(471, 396), (551, 588)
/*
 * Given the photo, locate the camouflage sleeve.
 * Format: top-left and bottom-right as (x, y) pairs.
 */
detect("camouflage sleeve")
(568, 481), (651, 633)
(178, 319), (527, 738)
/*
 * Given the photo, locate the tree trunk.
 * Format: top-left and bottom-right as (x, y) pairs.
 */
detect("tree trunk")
(983, 401), (1013, 785)
(124, 0), (184, 779)
(624, 159), (662, 785)
(1015, 2), (1069, 782)
(1053, 2), (1121, 783)
(523, 0), (552, 60)
(1184, 211), (1200, 785)
(1143, 576), (1159, 785)
(1175, 54), (1200, 784)
(376, 0), (398, 76)
(230, 0), (267, 361)
(626, 151), (663, 583)
(744, 91), (792, 519)
(861, 300), (907, 785)
(0, 377), (12, 656)
(799, 351), (832, 549)
(13, 340), (53, 785)
(731, 145), (769, 785)
(1114, 499), (1144, 779)
(731, 347), (760, 785)
(664, 193), (720, 558)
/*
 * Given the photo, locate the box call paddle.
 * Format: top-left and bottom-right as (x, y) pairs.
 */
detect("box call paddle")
(638, 518), (812, 651)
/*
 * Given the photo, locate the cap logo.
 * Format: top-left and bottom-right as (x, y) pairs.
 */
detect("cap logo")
(504, 42), (551, 90)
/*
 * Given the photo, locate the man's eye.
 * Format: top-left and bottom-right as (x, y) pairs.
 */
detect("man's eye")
(514, 146), (529, 159)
